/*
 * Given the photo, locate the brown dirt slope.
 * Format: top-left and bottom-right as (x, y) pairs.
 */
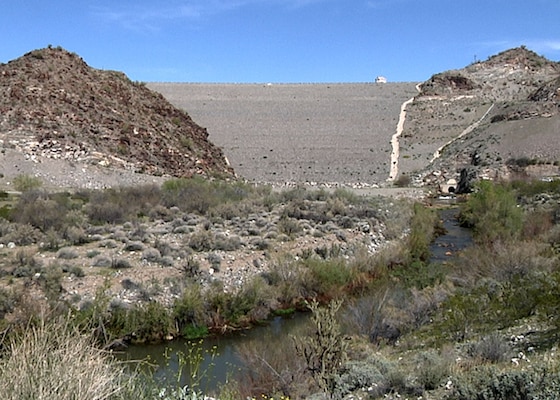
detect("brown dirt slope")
(0, 46), (234, 182)
(399, 46), (560, 189)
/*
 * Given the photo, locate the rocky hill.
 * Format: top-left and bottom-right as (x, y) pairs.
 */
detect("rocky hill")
(398, 46), (560, 192)
(0, 46), (234, 187)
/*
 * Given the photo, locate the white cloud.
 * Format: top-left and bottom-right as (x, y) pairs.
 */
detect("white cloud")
(93, 0), (331, 30)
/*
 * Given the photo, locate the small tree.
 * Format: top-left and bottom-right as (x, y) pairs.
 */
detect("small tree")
(294, 299), (348, 399)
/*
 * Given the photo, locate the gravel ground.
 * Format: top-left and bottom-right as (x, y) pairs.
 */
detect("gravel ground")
(148, 83), (419, 187)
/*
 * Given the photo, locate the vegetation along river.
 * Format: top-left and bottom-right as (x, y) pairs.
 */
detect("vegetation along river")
(120, 205), (473, 392)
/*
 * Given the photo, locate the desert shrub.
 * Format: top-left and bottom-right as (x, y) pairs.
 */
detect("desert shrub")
(12, 173), (42, 192)
(449, 366), (560, 400)
(437, 285), (494, 342)
(92, 256), (112, 268)
(343, 293), (387, 340)
(264, 254), (308, 305)
(334, 358), (389, 398)
(141, 248), (161, 262)
(0, 204), (11, 220)
(38, 264), (64, 304)
(124, 240), (145, 251)
(188, 229), (214, 251)
(459, 181), (523, 244)
(12, 249), (42, 278)
(10, 190), (70, 233)
(0, 287), (16, 319)
(85, 185), (162, 225)
(99, 239), (119, 248)
(0, 318), (135, 400)
(522, 209), (554, 238)
(179, 257), (201, 277)
(510, 177), (560, 197)
(294, 299), (348, 398)
(436, 272), (547, 342)
(506, 156), (537, 168)
(233, 276), (274, 322)
(56, 247), (79, 259)
(63, 225), (89, 245)
(1, 222), (43, 245)
(454, 240), (554, 284)
(277, 216), (302, 238)
(207, 252), (222, 271)
(204, 277), (273, 327)
(392, 259), (447, 290)
(162, 176), (252, 214)
(61, 264), (85, 278)
(468, 332), (511, 363)
(111, 258), (132, 269)
(213, 234), (242, 251)
(415, 350), (452, 391)
(86, 198), (127, 224)
(86, 249), (101, 258)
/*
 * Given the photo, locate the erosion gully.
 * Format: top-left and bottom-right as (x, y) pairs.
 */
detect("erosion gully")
(118, 202), (473, 392)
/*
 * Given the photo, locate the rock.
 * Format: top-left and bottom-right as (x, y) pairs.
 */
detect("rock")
(456, 167), (477, 194)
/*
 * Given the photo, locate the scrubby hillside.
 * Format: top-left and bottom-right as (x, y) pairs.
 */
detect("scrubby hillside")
(398, 46), (560, 191)
(0, 46), (234, 183)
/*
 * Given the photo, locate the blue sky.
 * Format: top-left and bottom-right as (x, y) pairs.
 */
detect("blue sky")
(1, 0), (559, 83)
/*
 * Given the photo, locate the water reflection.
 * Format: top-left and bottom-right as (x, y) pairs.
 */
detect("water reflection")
(119, 313), (310, 393)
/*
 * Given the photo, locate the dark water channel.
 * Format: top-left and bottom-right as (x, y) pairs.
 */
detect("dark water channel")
(119, 312), (311, 392)
(120, 205), (473, 392)
(430, 205), (474, 263)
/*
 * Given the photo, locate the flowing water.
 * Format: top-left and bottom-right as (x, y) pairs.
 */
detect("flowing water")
(430, 205), (473, 262)
(120, 205), (473, 392)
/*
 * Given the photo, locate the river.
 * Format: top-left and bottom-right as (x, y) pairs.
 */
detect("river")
(119, 204), (473, 392)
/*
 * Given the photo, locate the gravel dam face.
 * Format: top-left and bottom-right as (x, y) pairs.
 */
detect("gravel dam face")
(148, 83), (419, 186)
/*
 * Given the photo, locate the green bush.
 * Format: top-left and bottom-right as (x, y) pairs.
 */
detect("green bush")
(172, 284), (207, 339)
(305, 258), (355, 297)
(109, 301), (174, 343)
(459, 181), (523, 244)
(407, 202), (440, 263)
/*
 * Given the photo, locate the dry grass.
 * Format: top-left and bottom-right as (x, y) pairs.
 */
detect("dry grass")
(0, 318), (133, 400)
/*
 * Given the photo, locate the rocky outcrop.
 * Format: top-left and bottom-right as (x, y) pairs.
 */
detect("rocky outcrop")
(0, 47), (235, 180)
(401, 47), (560, 192)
